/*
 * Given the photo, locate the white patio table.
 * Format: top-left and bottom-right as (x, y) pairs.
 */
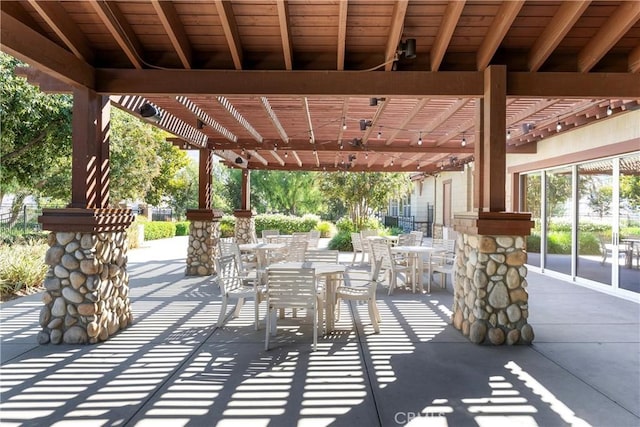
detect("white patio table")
(391, 245), (445, 293)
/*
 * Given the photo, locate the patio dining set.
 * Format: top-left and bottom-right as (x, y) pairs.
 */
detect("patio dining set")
(213, 229), (458, 351)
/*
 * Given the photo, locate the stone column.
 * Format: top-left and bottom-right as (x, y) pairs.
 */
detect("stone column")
(38, 209), (134, 345)
(234, 210), (256, 244)
(185, 209), (223, 276)
(452, 212), (535, 345)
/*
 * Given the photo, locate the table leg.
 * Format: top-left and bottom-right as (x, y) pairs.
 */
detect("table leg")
(325, 273), (336, 333)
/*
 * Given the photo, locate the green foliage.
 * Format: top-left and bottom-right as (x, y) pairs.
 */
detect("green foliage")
(578, 233), (601, 256)
(620, 174), (640, 212)
(143, 221), (176, 240)
(0, 231), (48, 245)
(319, 171), (411, 230)
(328, 230), (353, 251)
(335, 217), (356, 233)
(0, 242), (48, 296)
(175, 221), (190, 236)
(255, 214), (320, 235)
(526, 233), (540, 253)
(387, 226), (404, 236)
(126, 218), (143, 249)
(622, 227), (640, 237)
(220, 216), (236, 238)
(316, 221), (336, 238)
(547, 231), (572, 254)
(247, 170), (327, 216)
(335, 216), (382, 233)
(0, 53), (72, 202)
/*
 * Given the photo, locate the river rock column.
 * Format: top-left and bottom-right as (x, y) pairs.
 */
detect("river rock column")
(38, 230), (131, 345)
(452, 212), (535, 345)
(185, 209), (222, 276)
(234, 210), (256, 244)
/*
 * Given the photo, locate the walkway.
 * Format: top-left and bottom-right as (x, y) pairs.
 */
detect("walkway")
(1, 237), (638, 426)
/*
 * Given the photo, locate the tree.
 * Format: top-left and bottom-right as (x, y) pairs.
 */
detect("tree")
(587, 184), (612, 218)
(0, 53), (72, 217)
(250, 170), (325, 215)
(620, 175), (640, 213)
(319, 171), (412, 230)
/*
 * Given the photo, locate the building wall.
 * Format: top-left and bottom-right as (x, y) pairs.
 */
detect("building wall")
(505, 109), (640, 210)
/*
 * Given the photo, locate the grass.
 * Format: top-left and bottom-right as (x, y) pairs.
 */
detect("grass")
(0, 242), (48, 300)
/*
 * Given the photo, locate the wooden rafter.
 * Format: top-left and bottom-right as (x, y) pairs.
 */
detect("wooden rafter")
(384, 0), (409, 71)
(215, 0), (243, 70)
(476, 0), (524, 70)
(528, 1), (590, 72)
(362, 100), (389, 143)
(27, 0), (94, 63)
(276, 0), (293, 71)
(151, 0), (191, 69)
(260, 97), (289, 143)
(577, 1), (640, 73)
(302, 97), (314, 144)
(90, 0), (143, 69)
(336, 0), (348, 71)
(175, 96), (237, 143)
(247, 150), (268, 166)
(270, 150), (285, 166)
(423, 98), (470, 134)
(629, 44), (640, 73)
(431, 0), (465, 72)
(384, 98), (430, 145)
(217, 96), (263, 143)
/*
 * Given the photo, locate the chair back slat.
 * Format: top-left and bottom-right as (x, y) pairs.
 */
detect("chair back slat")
(215, 255), (243, 294)
(266, 268), (316, 307)
(304, 249), (339, 263)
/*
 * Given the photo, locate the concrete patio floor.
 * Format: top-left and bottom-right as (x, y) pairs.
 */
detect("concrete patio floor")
(1, 236), (638, 427)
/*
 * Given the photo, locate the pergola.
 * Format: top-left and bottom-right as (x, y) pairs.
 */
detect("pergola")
(2, 1), (639, 345)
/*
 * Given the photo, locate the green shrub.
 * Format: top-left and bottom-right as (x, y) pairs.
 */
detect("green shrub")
(578, 232), (601, 255)
(547, 231), (572, 254)
(255, 214), (320, 235)
(0, 242), (48, 296)
(316, 221), (336, 238)
(526, 233), (540, 253)
(220, 216), (236, 238)
(335, 217), (355, 233)
(144, 221), (176, 240)
(0, 231), (48, 246)
(328, 230), (353, 251)
(175, 221), (190, 236)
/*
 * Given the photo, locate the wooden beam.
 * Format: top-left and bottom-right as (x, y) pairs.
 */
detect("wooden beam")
(427, 98), (470, 145)
(337, 0), (348, 71)
(302, 97), (315, 144)
(384, 0), (409, 71)
(247, 150), (268, 166)
(90, 1), (143, 69)
(175, 96), (237, 143)
(628, 44), (640, 73)
(151, 0), (192, 69)
(431, 1), (465, 71)
(577, 1), (640, 73)
(507, 72), (640, 97)
(14, 66), (73, 93)
(1, 11), (95, 89)
(217, 96), (263, 142)
(528, 1), (590, 72)
(198, 149), (212, 209)
(362, 100), (389, 143)
(95, 69), (484, 97)
(477, 1), (524, 70)
(215, 0), (243, 70)
(27, 0), (94, 63)
(276, 0), (293, 70)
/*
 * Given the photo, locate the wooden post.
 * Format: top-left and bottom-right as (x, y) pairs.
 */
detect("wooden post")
(70, 87), (110, 209)
(240, 169), (251, 211)
(482, 65), (507, 212)
(198, 148), (212, 210)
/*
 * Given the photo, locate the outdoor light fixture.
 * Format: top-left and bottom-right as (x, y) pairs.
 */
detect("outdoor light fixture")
(359, 119), (373, 131)
(342, 118), (347, 130)
(556, 118), (562, 132)
(370, 98), (378, 106)
(507, 130), (511, 140)
(139, 103), (161, 123)
(235, 157), (243, 164)
(461, 134), (467, 146)
(607, 103), (613, 116)
(196, 119), (205, 129)
(377, 127), (382, 139)
(417, 132), (423, 146)
(397, 38), (416, 59)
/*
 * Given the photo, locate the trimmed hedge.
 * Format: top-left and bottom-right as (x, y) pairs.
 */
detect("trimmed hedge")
(175, 221), (190, 236)
(328, 230), (353, 252)
(144, 221), (176, 240)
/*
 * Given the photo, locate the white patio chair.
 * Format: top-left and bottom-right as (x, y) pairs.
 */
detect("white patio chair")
(265, 267), (321, 351)
(350, 233), (365, 265)
(261, 229), (280, 242)
(429, 251), (457, 291)
(304, 249), (339, 263)
(335, 279), (380, 333)
(308, 230), (321, 248)
(218, 240), (261, 285)
(370, 239), (410, 295)
(215, 255), (264, 330)
(360, 229), (378, 264)
(410, 231), (424, 245)
(283, 240), (308, 262)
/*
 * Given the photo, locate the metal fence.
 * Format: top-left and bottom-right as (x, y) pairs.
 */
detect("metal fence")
(151, 208), (173, 222)
(0, 204), (44, 237)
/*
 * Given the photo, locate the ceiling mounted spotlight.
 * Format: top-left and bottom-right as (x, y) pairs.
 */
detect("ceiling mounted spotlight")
(359, 119), (373, 131)
(139, 103), (161, 123)
(370, 98), (378, 106)
(196, 119), (205, 129)
(397, 38), (416, 59)
(234, 157), (243, 164)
